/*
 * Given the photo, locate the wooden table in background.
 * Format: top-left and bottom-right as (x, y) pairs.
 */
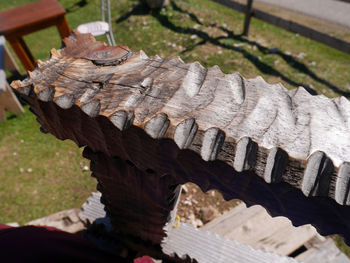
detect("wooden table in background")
(0, 0), (71, 71)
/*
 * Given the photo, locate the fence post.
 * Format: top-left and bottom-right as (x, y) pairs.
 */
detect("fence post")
(243, 0), (254, 36)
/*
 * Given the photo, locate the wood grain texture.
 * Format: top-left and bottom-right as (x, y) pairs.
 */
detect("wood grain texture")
(11, 31), (350, 245)
(203, 203), (317, 256)
(83, 147), (180, 244)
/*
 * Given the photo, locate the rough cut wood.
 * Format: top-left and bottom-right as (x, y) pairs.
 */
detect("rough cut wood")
(11, 31), (350, 247)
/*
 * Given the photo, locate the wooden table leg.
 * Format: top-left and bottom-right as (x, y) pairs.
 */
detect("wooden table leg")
(8, 37), (35, 71)
(56, 16), (71, 39)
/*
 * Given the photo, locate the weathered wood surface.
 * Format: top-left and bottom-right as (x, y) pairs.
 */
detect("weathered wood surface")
(203, 203), (317, 256)
(0, 81), (24, 122)
(164, 222), (297, 263)
(11, 31), (350, 246)
(296, 236), (350, 263)
(0, 35), (20, 75)
(203, 204), (350, 262)
(0, 35), (24, 121)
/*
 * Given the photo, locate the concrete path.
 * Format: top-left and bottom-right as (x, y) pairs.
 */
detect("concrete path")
(255, 0), (350, 29)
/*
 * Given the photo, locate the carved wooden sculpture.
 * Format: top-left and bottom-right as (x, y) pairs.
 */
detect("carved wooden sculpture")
(11, 31), (350, 259)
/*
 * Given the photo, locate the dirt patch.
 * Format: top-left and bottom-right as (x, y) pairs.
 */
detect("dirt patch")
(177, 183), (240, 227)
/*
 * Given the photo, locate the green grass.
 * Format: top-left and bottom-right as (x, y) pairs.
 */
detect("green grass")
(0, 107), (93, 224)
(1, 0), (350, 252)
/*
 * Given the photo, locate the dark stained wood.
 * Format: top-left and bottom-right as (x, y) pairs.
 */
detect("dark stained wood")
(0, 0), (66, 36)
(83, 147), (180, 244)
(7, 37), (36, 71)
(0, 0), (70, 71)
(11, 31), (350, 248)
(56, 16), (71, 40)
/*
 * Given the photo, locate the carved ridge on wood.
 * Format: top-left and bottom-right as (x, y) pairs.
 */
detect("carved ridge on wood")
(11, 31), (350, 243)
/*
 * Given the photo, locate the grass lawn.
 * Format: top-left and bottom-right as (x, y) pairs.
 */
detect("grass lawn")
(1, 0), (350, 253)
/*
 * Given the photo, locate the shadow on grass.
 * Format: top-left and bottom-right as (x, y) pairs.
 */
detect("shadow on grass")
(115, 2), (151, 24)
(116, 1), (350, 97)
(66, 0), (88, 13)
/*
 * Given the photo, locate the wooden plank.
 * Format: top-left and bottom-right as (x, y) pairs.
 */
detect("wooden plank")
(4, 44), (20, 75)
(7, 37), (35, 71)
(0, 0), (66, 36)
(10, 31), (350, 245)
(0, 36), (24, 121)
(164, 222), (297, 263)
(1, 34), (20, 74)
(203, 203), (317, 256)
(0, 83), (24, 115)
(0, 71), (6, 94)
(296, 237), (350, 263)
(56, 16), (71, 39)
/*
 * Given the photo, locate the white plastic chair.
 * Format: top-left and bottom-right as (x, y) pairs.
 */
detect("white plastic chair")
(77, 0), (116, 46)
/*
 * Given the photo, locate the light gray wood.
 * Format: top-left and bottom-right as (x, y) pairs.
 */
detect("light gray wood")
(0, 70), (6, 94)
(174, 118), (198, 149)
(203, 203), (317, 256)
(0, 36), (23, 120)
(4, 45), (20, 75)
(164, 222), (297, 263)
(0, 73), (24, 122)
(296, 237), (350, 263)
(0, 36), (7, 94)
(233, 137), (257, 172)
(336, 163), (350, 205)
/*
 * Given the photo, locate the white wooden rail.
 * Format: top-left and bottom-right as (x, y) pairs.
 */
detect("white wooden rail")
(0, 35), (24, 122)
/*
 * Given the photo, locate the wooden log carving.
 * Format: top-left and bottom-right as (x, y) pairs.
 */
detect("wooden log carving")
(11, 31), (350, 248)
